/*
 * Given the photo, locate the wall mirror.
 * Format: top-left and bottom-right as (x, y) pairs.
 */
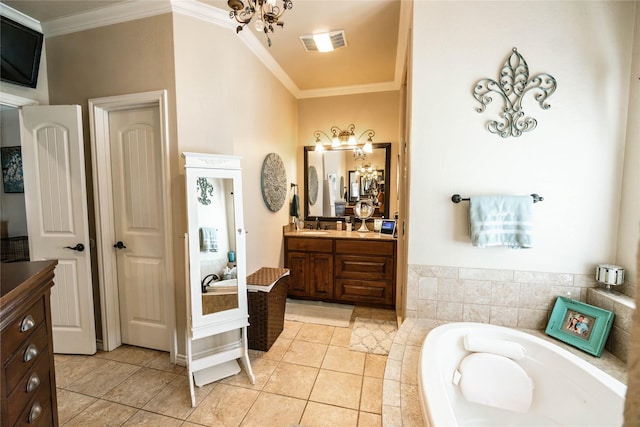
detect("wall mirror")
(304, 143), (391, 220)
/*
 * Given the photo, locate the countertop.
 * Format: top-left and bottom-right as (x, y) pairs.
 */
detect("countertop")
(283, 228), (397, 241)
(1, 260), (57, 300)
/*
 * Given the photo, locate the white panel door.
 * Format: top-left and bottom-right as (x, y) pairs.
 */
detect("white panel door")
(109, 107), (169, 351)
(20, 105), (97, 355)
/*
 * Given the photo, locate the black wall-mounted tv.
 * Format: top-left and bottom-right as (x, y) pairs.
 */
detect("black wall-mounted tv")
(1, 15), (44, 88)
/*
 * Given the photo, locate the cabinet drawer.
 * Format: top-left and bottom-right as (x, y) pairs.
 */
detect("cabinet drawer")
(335, 279), (394, 306)
(4, 324), (49, 394)
(286, 238), (333, 253)
(13, 385), (52, 427)
(1, 298), (46, 361)
(335, 240), (394, 256)
(7, 353), (52, 427)
(335, 255), (394, 280)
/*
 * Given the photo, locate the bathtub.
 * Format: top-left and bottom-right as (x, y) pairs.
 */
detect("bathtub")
(418, 322), (626, 427)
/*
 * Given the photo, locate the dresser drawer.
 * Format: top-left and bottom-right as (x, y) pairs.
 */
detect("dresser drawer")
(335, 239), (394, 256)
(13, 385), (53, 427)
(7, 353), (52, 427)
(4, 324), (49, 394)
(1, 298), (46, 361)
(335, 279), (394, 306)
(335, 255), (394, 280)
(286, 237), (333, 253)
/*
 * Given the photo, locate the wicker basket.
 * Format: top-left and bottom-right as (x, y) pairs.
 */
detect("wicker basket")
(1, 236), (29, 262)
(247, 268), (289, 351)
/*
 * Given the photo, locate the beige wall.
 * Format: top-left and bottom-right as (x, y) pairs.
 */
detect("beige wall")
(172, 14), (298, 350)
(44, 12), (298, 355)
(297, 91), (402, 218)
(617, 4), (640, 294)
(44, 13), (178, 343)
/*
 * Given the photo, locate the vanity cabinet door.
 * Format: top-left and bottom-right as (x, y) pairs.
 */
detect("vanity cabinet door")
(285, 251), (333, 299)
(287, 252), (309, 297)
(284, 237), (334, 300)
(309, 253), (333, 299)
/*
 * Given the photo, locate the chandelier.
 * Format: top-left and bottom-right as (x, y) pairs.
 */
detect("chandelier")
(227, 0), (293, 47)
(313, 124), (375, 153)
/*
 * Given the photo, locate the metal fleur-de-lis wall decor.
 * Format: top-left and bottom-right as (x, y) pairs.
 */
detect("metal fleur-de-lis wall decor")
(196, 177), (214, 205)
(473, 48), (557, 138)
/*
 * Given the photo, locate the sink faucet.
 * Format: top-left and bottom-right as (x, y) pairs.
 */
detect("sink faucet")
(316, 217), (320, 230)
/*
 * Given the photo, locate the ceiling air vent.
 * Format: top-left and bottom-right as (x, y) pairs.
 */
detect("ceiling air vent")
(299, 30), (347, 52)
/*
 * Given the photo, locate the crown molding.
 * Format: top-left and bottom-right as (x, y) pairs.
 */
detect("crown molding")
(0, 92), (40, 107)
(0, 3), (42, 32)
(297, 81), (399, 99)
(42, 0), (173, 37)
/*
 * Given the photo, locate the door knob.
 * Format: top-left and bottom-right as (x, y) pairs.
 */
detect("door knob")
(113, 241), (127, 249)
(64, 243), (85, 252)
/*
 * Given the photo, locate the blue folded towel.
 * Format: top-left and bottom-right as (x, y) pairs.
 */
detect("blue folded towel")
(469, 196), (534, 248)
(199, 227), (218, 252)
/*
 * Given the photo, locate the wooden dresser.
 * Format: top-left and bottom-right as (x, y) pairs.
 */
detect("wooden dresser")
(1, 260), (59, 427)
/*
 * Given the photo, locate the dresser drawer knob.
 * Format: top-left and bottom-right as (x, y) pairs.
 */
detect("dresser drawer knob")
(23, 344), (38, 362)
(20, 315), (36, 332)
(26, 372), (41, 393)
(28, 401), (42, 424)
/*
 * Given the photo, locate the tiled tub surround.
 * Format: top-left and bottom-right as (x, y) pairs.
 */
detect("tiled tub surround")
(382, 318), (629, 427)
(406, 265), (636, 361)
(588, 288), (637, 363)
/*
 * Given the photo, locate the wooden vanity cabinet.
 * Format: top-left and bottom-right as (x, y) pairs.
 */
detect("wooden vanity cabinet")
(284, 235), (396, 308)
(285, 238), (334, 299)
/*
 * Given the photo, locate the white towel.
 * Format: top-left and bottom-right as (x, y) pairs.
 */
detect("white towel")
(199, 227), (218, 252)
(469, 195), (533, 248)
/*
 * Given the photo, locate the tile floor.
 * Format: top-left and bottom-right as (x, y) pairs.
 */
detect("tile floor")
(55, 306), (396, 427)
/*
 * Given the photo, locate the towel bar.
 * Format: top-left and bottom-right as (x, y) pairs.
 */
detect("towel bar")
(451, 194), (544, 203)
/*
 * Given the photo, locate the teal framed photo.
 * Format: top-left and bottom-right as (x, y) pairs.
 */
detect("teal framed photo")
(545, 296), (614, 357)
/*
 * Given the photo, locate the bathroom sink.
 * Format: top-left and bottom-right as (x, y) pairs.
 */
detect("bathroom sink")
(300, 230), (330, 235)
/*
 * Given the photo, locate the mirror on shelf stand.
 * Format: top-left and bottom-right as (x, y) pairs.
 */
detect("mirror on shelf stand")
(303, 143), (391, 221)
(182, 152), (255, 407)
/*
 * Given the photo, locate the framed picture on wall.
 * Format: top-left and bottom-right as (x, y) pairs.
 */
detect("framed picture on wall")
(1, 146), (24, 193)
(545, 296), (614, 357)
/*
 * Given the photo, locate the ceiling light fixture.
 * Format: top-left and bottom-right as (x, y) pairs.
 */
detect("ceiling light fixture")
(313, 124), (375, 153)
(312, 33), (334, 53)
(227, 0), (293, 47)
(299, 30), (347, 52)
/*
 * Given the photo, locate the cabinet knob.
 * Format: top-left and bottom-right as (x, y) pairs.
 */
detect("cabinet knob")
(20, 314), (36, 332)
(26, 372), (40, 393)
(28, 401), (42, 424)
(23, 344), (38, 362)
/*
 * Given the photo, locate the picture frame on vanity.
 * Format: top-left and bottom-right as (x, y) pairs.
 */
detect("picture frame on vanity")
(545, 296), (614, 357)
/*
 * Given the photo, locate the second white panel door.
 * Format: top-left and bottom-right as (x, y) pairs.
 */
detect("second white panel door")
(109, 106), (169, 351)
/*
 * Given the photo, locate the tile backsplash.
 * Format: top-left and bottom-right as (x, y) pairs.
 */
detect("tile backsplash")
(407, 264), (636, 362)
